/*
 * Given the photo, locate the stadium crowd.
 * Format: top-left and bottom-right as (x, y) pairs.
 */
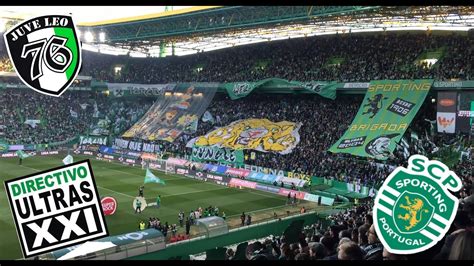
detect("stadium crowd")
(0, 89), (153, 145)
(1, 33), (471, 83)
(215, 198), (474, 260)
(76, 33), (473, 83)
(1, 86), (470, 191)
(0, 30), (473, 261)
(144, 92), (472, 190)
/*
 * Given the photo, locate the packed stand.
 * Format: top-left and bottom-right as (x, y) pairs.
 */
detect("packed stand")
(75, 33), (473, 83)
(0, 89), (153, 145)
(216, 199), (474, 260)
(0, 33), (471, 83)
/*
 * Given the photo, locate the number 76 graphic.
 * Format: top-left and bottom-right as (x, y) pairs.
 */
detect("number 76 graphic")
(21, 36), (72, 81)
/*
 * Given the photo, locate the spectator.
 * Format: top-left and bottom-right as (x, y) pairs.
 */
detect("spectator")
(448, 230), (474, 260)
(185, 218), (191, 236)
(309, 243), (327, 260)
(338, 241), (364, 260)
(358, 224), (371, 249)
(363, 225), (383, 260)
(382, 246), (408, 260)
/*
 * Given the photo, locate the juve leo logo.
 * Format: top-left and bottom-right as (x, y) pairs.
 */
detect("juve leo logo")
(3, 15), (82, 97)
(373, 155), (462, 254)
(4, 160), (108, 258)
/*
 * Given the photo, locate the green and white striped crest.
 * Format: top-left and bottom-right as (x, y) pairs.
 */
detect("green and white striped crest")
(373, 155), (461, 254)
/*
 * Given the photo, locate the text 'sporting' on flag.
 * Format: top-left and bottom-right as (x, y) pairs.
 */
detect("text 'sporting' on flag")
(62, 154), (74, 165)
(144, 168), (166, 185)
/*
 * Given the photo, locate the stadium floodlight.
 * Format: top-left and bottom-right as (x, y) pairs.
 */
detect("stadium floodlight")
(99, 32), (106, 42)
(85, 31), (94, 43)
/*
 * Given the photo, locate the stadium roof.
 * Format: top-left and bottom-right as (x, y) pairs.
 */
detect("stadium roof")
(1, 6), (474, 57)
(0, 6), (201, 26)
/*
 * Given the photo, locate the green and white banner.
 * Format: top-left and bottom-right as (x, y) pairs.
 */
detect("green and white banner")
(191, 145), (244, 165)
(223, 78), (338, 100)
(79, 135), (108, 146)
(329, 80), (432, 160)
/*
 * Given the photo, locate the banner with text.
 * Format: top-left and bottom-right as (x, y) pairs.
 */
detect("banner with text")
(113, 138), (162, 153)
(79, 135), (108, 146)
(224, 78), (338, 100)
(191, 145), (244, 165)
(107, 83), (176, 97)
(329, 79), (432, 160)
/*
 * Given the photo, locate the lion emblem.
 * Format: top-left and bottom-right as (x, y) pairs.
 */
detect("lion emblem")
(362, 93), (388, 118)
(191, 119), (301, 154)
(397, 196), (430, 231)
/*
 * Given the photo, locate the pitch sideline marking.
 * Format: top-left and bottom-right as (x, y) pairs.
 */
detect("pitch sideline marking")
(13, 164), (224, 200)
(88, 156), (287, 201)
(13, 163), (282, 203)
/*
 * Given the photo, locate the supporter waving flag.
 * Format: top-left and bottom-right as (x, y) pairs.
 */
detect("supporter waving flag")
(144, 168), (166, 185)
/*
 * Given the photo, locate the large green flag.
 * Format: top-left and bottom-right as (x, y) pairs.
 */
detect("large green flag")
(144, 168), (166, 185)
(329, 79), (433, 160)
(16, 150), (32, 159)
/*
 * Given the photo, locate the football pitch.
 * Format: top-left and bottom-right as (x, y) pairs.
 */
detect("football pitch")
(0, 154), (293, 260)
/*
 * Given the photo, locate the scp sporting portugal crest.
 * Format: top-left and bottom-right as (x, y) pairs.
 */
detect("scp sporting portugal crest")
(373, 155), (462, 254)
(3, 15), (82, 96)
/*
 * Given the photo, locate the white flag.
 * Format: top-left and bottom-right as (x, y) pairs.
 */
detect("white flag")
(63, 155), (73, 165)
(24, 119), (41, 128)
(70, 109), (78, 118)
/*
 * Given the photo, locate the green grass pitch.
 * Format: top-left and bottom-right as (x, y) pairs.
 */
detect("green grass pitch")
(0, 154), (288, 260)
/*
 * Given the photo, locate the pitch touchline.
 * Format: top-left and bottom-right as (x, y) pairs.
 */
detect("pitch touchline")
(13, 164), (302, 221)
(226, 204), (289, 218)
(97, 186), (228, 200)
(15, 159), (286, 202)
(89, 156), (286, 200)
(96, 165), (183, 181)
(14, 164), (226, 200)
(149, 187), (228, 199)
(96, 185), (135, 199)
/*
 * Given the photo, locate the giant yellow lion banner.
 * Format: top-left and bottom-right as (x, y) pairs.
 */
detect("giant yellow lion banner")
(186, 119), (302, 155)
